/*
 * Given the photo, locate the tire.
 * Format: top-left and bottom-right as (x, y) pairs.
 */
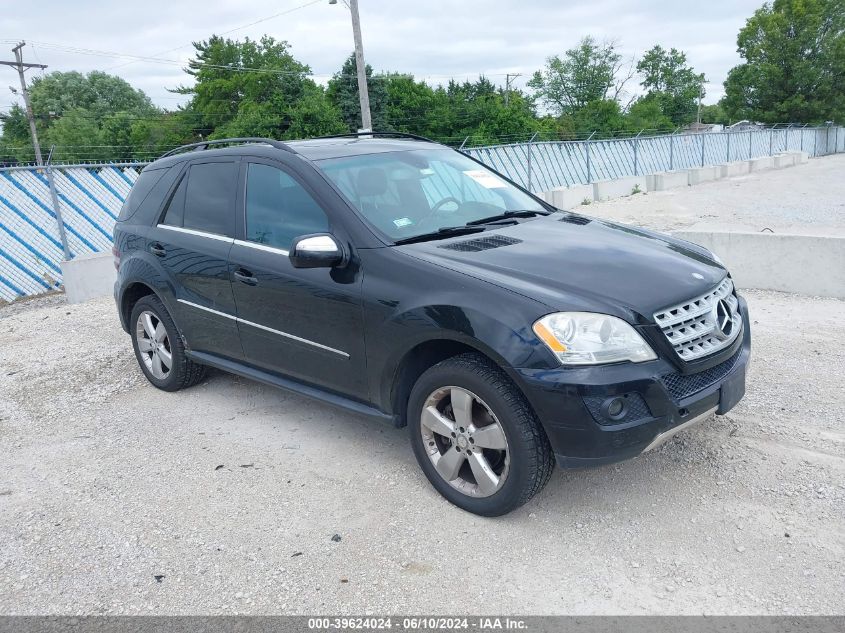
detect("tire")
(408, 352), (554, 516)
(129, 294), (206, 392)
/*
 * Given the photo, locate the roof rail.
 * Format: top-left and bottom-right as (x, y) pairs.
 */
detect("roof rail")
(159, 137), (295, 159)
(311, 131), (441, 144)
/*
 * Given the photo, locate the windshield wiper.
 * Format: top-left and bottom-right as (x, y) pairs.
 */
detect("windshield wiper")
(393, 225), (486, 245)
(465, 209), (551, 226)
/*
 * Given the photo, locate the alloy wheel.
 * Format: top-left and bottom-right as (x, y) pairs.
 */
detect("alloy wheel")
(135, 310), (173, 380)
(420, 386), (510, 497)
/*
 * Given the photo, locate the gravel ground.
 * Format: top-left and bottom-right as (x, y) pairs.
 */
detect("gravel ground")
(0, 290), (843, 615)
(583, 154), (845, 236)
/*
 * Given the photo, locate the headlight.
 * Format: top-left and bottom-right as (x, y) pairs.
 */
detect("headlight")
(533, 312), (657, 366)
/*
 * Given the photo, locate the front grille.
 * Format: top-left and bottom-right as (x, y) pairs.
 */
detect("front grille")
(654, 277), (741, 361)
(661, 347), (742, 401)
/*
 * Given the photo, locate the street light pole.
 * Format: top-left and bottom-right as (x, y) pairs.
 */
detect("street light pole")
(348, 0), (372, 132)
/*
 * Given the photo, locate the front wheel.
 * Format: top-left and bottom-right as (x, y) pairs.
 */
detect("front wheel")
(408, 353), (554, 516)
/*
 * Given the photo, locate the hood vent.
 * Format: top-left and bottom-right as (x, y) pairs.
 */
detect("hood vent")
(559, 214), (591, 225)
(439, 235), (522, 252)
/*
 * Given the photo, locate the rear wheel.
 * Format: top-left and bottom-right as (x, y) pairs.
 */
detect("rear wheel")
(408, 353), (554, 516)
(130, 295), (206, 392)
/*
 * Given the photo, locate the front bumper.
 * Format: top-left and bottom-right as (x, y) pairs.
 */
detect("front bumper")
(513, 296), (751, 468)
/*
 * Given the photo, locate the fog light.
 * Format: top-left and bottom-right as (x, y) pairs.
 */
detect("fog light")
(601, 397), (628, 421)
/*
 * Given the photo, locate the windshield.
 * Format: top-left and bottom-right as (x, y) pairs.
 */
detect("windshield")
(316, 148), (546, 241)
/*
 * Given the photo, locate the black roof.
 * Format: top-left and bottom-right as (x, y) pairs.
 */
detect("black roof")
(148, 133), (448, 169)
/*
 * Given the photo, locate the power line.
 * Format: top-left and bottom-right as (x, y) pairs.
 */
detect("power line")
(104, 0), (324, 72)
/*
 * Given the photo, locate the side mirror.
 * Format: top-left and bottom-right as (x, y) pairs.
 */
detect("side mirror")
(289, 234), (344, 269)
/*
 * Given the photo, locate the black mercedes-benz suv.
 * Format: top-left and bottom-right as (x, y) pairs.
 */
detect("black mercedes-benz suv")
(114, 133), (750, 516)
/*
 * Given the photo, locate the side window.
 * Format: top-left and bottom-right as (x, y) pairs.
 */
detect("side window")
(245, 163), (329, 251)
(182, 162), (238, 236)
(161, 175), (187, 227)
(118, 167), (167, 222)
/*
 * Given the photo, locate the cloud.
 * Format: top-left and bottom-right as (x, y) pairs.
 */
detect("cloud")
(0, 0), (760, 111)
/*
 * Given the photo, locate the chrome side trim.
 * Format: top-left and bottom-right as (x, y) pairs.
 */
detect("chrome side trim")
(237, 317), (349, 358)
(157, 224), (233, 243)
(176, 299), (348, 358)
(233, 239), (289, 256)
(642, 406), (718, 453)
(177, 299), (236, 321)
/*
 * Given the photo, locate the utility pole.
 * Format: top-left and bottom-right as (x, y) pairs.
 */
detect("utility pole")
(347, 0), (372, 132)
(504, 73), (521, 107)
(696, 78), (704, 126)
(1, 42), (47, 165)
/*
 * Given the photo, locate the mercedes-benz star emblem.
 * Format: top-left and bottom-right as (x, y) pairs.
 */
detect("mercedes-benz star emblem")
(712, 299), (734, 339)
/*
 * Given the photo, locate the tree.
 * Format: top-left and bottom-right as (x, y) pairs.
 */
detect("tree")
(528, 37), (633, 115)
(43, 109), (103, 162)
(326, 54), (388, 131)
(625, 95), (674, 132)
(175, 35), (344, 140)
(637, 45), (704, 125)
(722, 0), (845, 123)
(0, 70), (157, 162)
(568, 99), (626, 137)
(700, 103), (730, 125)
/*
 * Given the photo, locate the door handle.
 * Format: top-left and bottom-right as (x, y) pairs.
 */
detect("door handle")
(233, 268), (258, 286)
(149, 242), (166, 257)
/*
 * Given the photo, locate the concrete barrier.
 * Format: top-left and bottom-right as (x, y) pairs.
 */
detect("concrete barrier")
(673, 231), (845, 299)
(719, 161), (751, 178)
(648, 170), (689, 191)
(543, 184), (593, 210)
(774, 153), (795, 168)
(60, 253), (116, 304)
(687, 166), (719, 186)
(592, 176), (647, 202)
(749, 156), (774, 172)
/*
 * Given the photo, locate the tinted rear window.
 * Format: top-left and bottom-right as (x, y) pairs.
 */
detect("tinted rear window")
(118, 168), (167, 221)
(182, 162), (237, 237)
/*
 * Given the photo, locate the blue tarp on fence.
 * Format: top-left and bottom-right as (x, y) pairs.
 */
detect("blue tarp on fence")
(1, 126), (843, 301)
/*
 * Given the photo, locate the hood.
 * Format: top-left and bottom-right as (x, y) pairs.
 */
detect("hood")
(397, 214), (726, 322)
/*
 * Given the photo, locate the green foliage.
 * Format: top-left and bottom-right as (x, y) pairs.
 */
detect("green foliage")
(528, 37), (628, 115)
(723, 0), (845, 123)
(0, 70), (160, 162)
(3, 9), (840, 165)
(700, 103), (730, 125)
(625, 95), (675, 132)
(326, 54), (388, 131)
(567, 99), (626, 137)
(637, 45), (704, 125)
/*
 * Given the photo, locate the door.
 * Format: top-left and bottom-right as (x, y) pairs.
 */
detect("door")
(229, 159), (367, 399)
(150, 159), (243, 360)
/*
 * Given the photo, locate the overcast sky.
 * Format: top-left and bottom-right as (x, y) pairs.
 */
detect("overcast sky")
(1, 0), (761, 114)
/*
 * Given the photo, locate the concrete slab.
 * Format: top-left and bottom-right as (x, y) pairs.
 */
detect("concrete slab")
(546, 184), (593, 210)
(687, 166), (719, 186)
(673, 230), (845, 299)
(719, 161), (751, 178)
(592, 176), (647, 202)
(774, 153), (795, 168)
(60, 252), (116, 304)
(651, 171), (689, 191)
(749, 156), (774, 172)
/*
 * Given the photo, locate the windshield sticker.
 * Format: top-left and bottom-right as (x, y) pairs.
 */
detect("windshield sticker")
(393, 217), (414, 228)
(463, 170), (507, 189)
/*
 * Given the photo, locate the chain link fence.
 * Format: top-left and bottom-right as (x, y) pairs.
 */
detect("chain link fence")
(1, 125), (844, 301)
(464, 125), (845, 193)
